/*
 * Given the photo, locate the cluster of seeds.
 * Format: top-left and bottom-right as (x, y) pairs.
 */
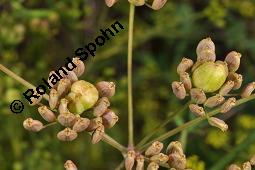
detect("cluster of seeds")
(23, 57), (119, 144)
(228, 154), (255, 170)
(105, 0), (167, 10)
(124, 141), (190, 170)
(172, 38), (255, 132)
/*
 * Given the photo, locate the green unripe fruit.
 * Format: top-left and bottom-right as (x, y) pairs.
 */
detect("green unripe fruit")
(192, 61), (228, 93)
(67, 80), (99, 114)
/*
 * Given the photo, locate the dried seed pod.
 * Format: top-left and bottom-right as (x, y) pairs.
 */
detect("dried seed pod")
(64, 71), (78, 83)
(49, 89), (59, 110)
(136, 155), (144, 170)
(48, 71), (58, 89)
(96, 81), (115, 98)
(220, 97), (236, 113)
(225, 51), (241, 72)
(147, 162), (159, 170)
(58, 98), (70, 114)
(57, 78), (71, 97)
(250, 155), (255, 165)
(72, 57), (85, 77)
(177, 57), (194, 74)
(91, 125), (105, 144)
(38, 105), (56, 122)
(150, 153), (169, 164)
(125, 150), (136, 170)
(208, 117), (228, 132)
(197, 49), (216, 62)
(145, 141), (163, 157)
(228, 72), (243, 90)
(57, 112), (77, 127)
(29, 91), (43, 106)
(190, 88), (207, 104)
(180, 72), (192, 90)
(105, 0), (118, 7)
(64, 160), (77, 170)
(102, 109), (119, 128)
(196, 38), (215, 61)
(72, 117), (90, 132)
(166, 141), (184, 155)
(145, 0), (167, 10)
(168, 153), (187, 170)
(219, 81), (235, 96)
(23, 118), (44, 132)
(171, 81), (186, 100)
(228, 164), (241, 170)
(189, 104), (205, 117)
(57, 128), (78, 141)
(128, 0), (145, 6)
(204, 94), (225, 108)
(243, 161), (252, 170)
(241, 82), (255, 98)
(86, 117), (103, 131)
(93, 97), (110, 117)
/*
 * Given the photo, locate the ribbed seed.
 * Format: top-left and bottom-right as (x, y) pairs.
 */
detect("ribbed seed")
(125, 150), (136, 170)
(208, 117), (228, 132)
(177, 57), (194, 74)
(23, 118), (44, 132)
(136, 155), (144, 170)
(49, 89), (59, 110)
(220, 97), (236, 113)
(93, 97), (110, 117)
(166, 141), (184, 155)
(64, 160), (77, 170)
(241, 82), (255, 98)
(168, 153), (186, 170)
(38, 105), (56, 122)
(172, 81), (186, 99)
(228, 164), (241, 170)
(180, 72), (192, 90)
(225, 51), (241, 72)
(57, 112), (77, 127)
(150, 153), (169, 164)
(242, 161), (251, 170)
(145, 141), (163, 157)
(72, 117), (90, 132)
(105, 0), (119, 7)
(57, 128), (78, 141)
(86, 117), (103, 132)
(72, 57), (85, 77)
(189, 104), (205, 117)
(190, 88), (207, 104)
(102, 109), (119, 128)
(91, 125), (105, 144)
(204, 94), (225, 108)
(219, 81), (235, 96)
(96, 81), (116, 98)
(58, 98), (70, 114)
(228, 72), (243, 90)
(57, 78), (71, 97)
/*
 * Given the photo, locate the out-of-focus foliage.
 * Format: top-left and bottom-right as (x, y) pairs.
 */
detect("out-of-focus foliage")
(0, 0), (255, 169)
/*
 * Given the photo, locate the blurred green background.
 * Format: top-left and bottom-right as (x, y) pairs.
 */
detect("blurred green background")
(1, 0), (255, 170)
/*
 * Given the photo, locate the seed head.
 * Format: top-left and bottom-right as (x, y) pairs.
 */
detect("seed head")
(58, 98), (70, 115)
(241, 82), (255, 98)
(49, 89), (59, 110)
(242, 161), (251, 170)
(189, 104), (205, 117)
(57, 112), (77, 127)
(146, 0), (167, 10)
(225, 51), (241, 72)
(72, 117), (90, 132)
(220, 97), (236, 113)
(228, 164), (241, 170)
(145, 141), (163, 157)
(91, 125), (105, 144)
(180, 72), (192, 90)
(87, 117), (103, 132)
(72, 57), (85, 77)
(177, 57), (194, 74)
(57, 128), (78, 141)
(96, 81), (115, 98)
(168, 153), (187, 170)
(136, 155), (144, 170)
(171, 81), (186, 100)
(64, 160), (77, 170)
(228, 72), (243, 90)
(204, 94), (225, 108)
(150, 153), (169, 164)
(93, 97), (110, 117)
(23, 118), (44, 132)
(190, 88), (207, 104)
(125, 150), (136, 170)
(166, 141), (184, 155)
(208, 117), (228, 132)
(38, 105), (56, 122)
(219, 81), (235, 96)
(57, 78), (71, 97)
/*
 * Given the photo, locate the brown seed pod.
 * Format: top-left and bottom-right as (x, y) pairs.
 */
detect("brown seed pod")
(180, 72), (192, 90)
(23, 118), (44, 132)
(168, 153), (187, 170)
(57, 112), (77, 127)
(225, 51), (241, 72)
(72, 57), (85, 77)
(208, 117), (228, 132)
(196, 38), (215, 61)
(166, 141), (184, 155)
(146, 0), (167, 10)
(86, 117), (103, 132)
(177, 57), (194, 74)
(93, 97), (110, 117)
(250, 155), (255, 166)
(91, 125), (105, 144)
(150, 153), (169, 164)
(197, 49), (216, 62)
(242, 161), (251, 170)
(105, 0), (118, 7)
(49, 89), (59, 110)
(57, 128), (78, 141)
(241, 82), (255, 98)
(219, 81), (235, 96)
(96, 81), (116, 98)
(189, 104), (205, 117)
(102, 109), (119, 128)
(72, 117), (90, 132)
(136, 155), (144, 170)
(64, 160), (78, 170)
(128, 0), (145, 6)
(147, 162), (159, 170)
(63, 71), (78, 83)
(58, 98), (70, 114)
(38, 105), (56, 122)
(220, 97), (236, 113)
(228, 164), (241, 170)
(190, 88), (207, 104)
(204, 94), (225, 108)
(228, 72), (243, 90)
(145, 141), (163, 157)
(29, 90), (43, 106)
(172, 81), (186, 100)
(57, 78), (71, 97)
(125, 150), (136, 170)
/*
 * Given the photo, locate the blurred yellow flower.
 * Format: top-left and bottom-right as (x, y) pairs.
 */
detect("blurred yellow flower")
(206, 129), (230, 149)
(187, 155), (205, 170)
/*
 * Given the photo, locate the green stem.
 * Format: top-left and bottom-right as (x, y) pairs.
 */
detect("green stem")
(139, 95), (255, 151)
(127, 4), (135, 147)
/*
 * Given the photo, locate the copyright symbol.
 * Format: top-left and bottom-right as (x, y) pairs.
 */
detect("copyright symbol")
(10, 100), (24, 114)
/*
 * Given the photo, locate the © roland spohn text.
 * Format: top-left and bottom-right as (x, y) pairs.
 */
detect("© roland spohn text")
(23, 21), (124, 105)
